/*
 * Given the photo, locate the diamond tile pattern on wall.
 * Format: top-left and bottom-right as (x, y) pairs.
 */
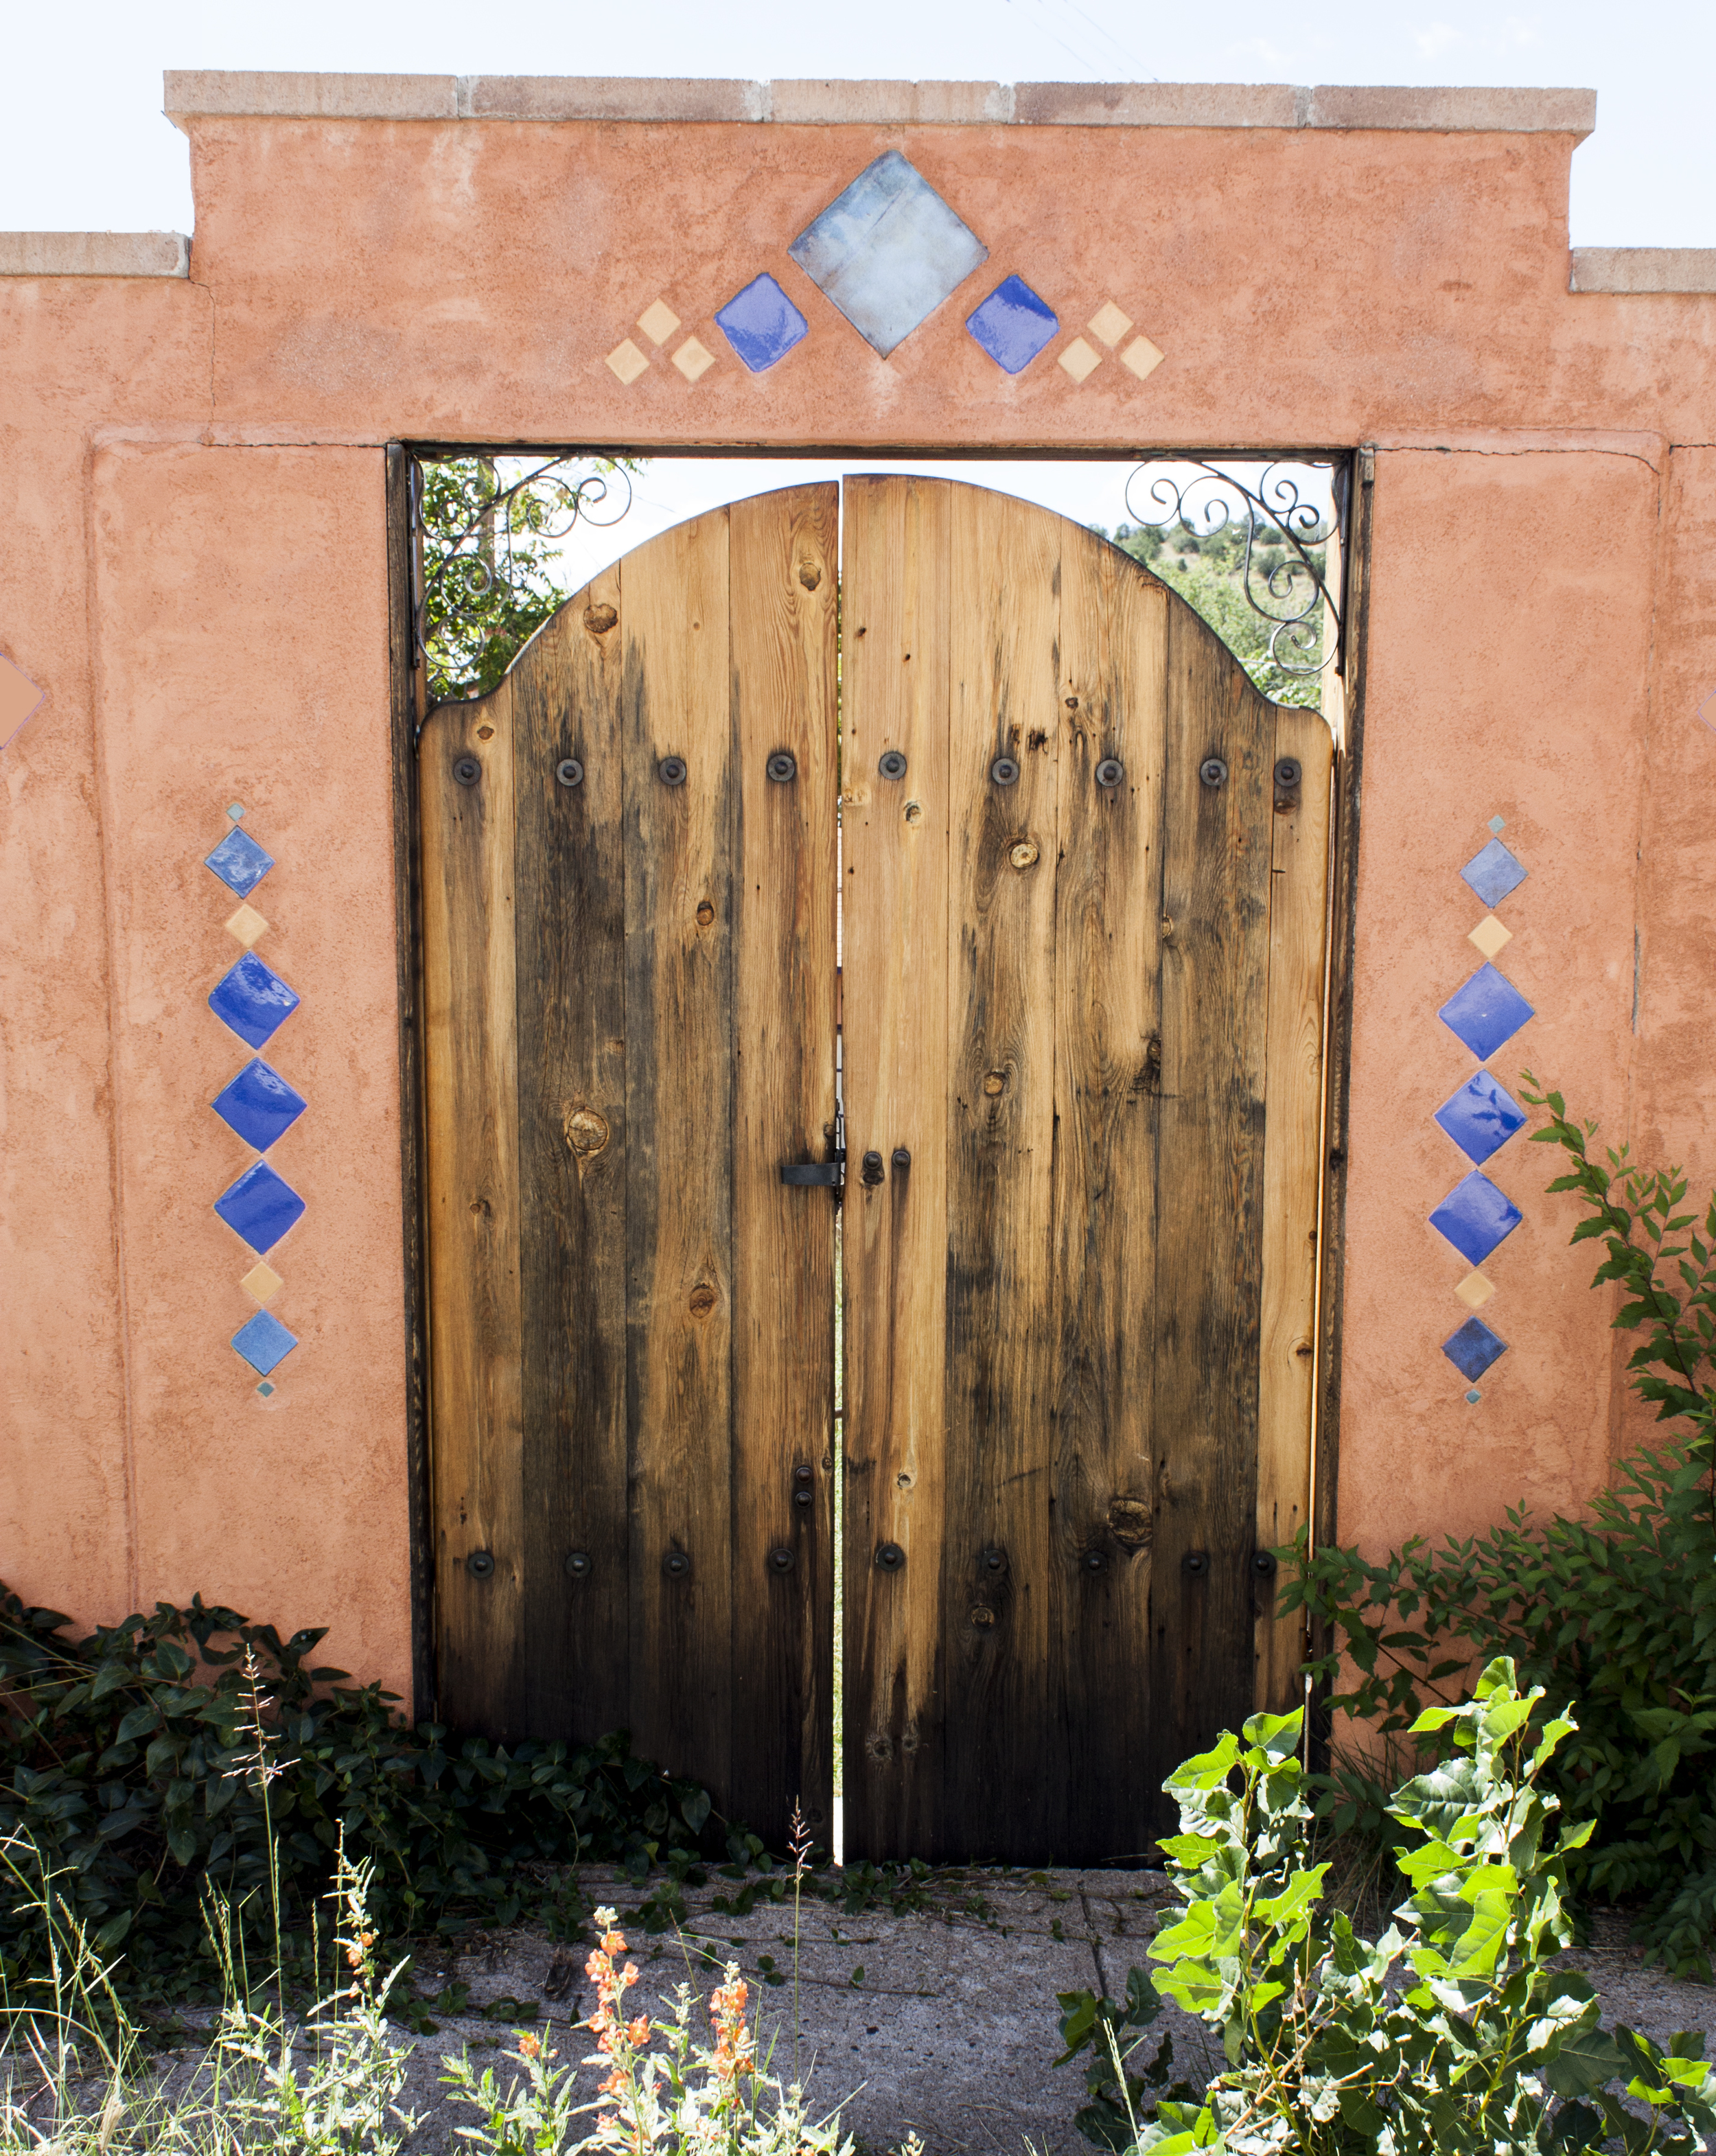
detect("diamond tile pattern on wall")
(242, 1259), (283, 1306)
(209, 951), (300, 1050)
(232, 1308), (298, 1378)
(212, 1058), (307, 1152)
(1443, 1314), (1508, 1381)
(966, 275), (1059, 374)
(1461, 837), (1528, 909)
(1059, 337), (1102, 382)
(0, 651), (46, 750)
(715, 275), (809, 372)
(214, 1159), (305, 1255)
(789, 150), (987, 358)
(1430, 1169), (1524, 1266)
(1468, 913), (1512, 960)
(1439, 962), (1534, 1062)
(1434, 1069), (1527, 1166)
(205, 828), (275, 899)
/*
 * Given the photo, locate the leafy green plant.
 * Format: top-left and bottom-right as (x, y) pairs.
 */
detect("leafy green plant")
(1282, 1079), (1716, 1974)
(1060, 1665), (1713, 2156)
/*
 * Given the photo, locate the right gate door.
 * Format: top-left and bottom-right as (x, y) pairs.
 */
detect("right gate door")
(840, 475), (1332, 1862)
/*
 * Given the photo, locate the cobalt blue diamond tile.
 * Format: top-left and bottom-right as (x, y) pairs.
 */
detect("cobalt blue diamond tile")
(205, 827), (275, 898)
(1433, 1069), (1527, 1166)
(714, 275), (809, 373)
(789, 150), (988, 358)
(966, 275), (1060, 374)
(1461, 837), (1527, 909)
(232, 1309), (298, 1378)
(1443, 1315), (1508, 1382)
(1430, 1170), (1523, 1266)
(209, 951), (300, 1050)
(1439, 962), (1533, 1062)
(214, 1160), (305, 1255)
(211, 1058), (307, 1152)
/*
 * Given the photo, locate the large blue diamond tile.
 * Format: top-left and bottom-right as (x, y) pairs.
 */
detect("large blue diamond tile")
(205, 827), (275, 899)
(1443, 1314), (1507, 1382)
(1439, 962), (1533, 1062)
(232, 1309), (298, 1378)
(1434, 1069), (1527, 1166)
(209, 951), (300, 1050)
(1430, 1170), (1522, 1266)
(212, 1058), (306, 1152)
(966, 275), (1060, 373)
(714, 274), (809, 373)
(215, 1160), (305, 1255)
(789, 150), (988, 358)
(1461, 837), (1527, 909)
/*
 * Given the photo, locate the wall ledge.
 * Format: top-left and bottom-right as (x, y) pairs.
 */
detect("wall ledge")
(1571, 248), (1716, 294)
(0, 231), (189, 277)
(161, 70), (1596, 137)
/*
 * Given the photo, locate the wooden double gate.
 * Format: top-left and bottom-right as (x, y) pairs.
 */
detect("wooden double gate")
(420, 476), (1332, 1863)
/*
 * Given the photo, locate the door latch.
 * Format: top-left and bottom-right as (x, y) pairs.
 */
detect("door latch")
(779, 1153), (844, 1188)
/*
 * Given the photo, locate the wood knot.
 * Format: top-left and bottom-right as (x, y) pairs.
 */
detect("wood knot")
(1108, 1498), (1154, 1552)
(1064, 696), (1079, 710)
(583, 603), (618, 634)
(982, 1070), (1007, 1097)
(970, 1606), (996, 1628)
(1010, 839), (1040, 871)
(904, 800), (924, 825)
(696, 901), (715, 927)
(476, 724), (495, 740)
(797, 561), (822, 590)
(688, 1284), (718, 1319)
(563, 1106), (610, 1159)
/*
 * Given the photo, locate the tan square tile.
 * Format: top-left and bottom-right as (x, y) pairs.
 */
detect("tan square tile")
(1088, 299), (1133, 348)
(637, 298), (682, 347)
(1120, 334), (1166, 381)
(242, 1260), (284, 1307)
(673, 336), (715, 382)
(1468, 912), (1513, 960)
(1058, 336), (1102, 384)
(0, 651), (45, 750)
(225, 902), (270, 949)
(1454, 1271), (1494, 1310)
(605, 338), (649, 386)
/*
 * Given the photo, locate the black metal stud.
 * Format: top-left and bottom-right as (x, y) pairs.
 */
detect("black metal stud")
(861, 1150), (885, 1186)
(1083, 1549), (1107, 1573)
(1274, 758), (1301, 790)
(564, 1549), (593, 1579)
(991, 755), (1021, 787)
(453, 756), (481, 787)
(466, 1549), (496, 1579)
(658, 755), (688, 787)
(557, 758), (584, 788)
(1182, 1549), (1209, 1575)
(876, 1542), (905, 1571)
(878, 749), (907, 780)
(1095, 757), (1125, 789)
(767, 751), (797, 784)
(1251, 1549), (1279, 1577)
(981, 1545), (1006, 1573)
(892, 1146), (911, 1170)
(663, 1549), (691, 1579)
(1199, 757), (1228, 789)
(767, 1546), (796, 1573)
(793, 1487), (814, 1509)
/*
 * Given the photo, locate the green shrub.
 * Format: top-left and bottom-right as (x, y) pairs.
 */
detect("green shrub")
(1284, 1080), (1716, 1975)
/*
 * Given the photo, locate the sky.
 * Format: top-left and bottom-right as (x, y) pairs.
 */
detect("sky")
(2, 0), (1713, 246)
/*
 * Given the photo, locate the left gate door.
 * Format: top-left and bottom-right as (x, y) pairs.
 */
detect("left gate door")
(419, 486), (839, 1846)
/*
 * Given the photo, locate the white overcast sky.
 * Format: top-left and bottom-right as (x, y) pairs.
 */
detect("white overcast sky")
(1, 0), (1712, 246)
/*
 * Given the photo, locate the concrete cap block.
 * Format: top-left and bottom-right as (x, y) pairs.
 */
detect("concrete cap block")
(1013, 81), (1299, 127)
(0, 231), (189, 277)
(458, 76), (768, 121)
(1306, 84), (1597, 137)
(1570, 248), (1716, 294)
(768, 80), (1014, 125)
(163, 71), (458, 121)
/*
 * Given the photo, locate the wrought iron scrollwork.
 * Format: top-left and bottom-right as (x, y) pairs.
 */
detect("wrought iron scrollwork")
(1122, 459), (1344, 678)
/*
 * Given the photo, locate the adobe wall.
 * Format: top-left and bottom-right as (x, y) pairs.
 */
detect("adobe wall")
(3, 74), (1714, 1704)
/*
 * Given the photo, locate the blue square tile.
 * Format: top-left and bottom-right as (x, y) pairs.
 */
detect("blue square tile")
(966, 275), (1060, 374)
(209, 951), (300, 1050)
(1430, 1170), (1522, 1266)
(1433, 1069), (1527, 1166)
(215, 1160), (305, 1255)
(1439, 962), (1533, 1062)
(1443, 1315), (1508, 1382)
(715, 275), (809, 373)
(205, 827), (275, 899)
(212, 1058), (307, 1152)
(232, 1309), (298, 1378)
(789, 150), (988, 358)
(1461, 837), (1527, 909)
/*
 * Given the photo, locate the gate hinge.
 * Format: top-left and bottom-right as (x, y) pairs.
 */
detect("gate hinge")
(780, 1152), (844, 1188)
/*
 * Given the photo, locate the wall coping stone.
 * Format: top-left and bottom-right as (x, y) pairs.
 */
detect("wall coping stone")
(1570, 248), (1716, 294)
(161, 70), (1596, 137)
(0, 231), (189, 277)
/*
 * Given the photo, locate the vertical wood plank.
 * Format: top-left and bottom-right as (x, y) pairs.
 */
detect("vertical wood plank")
(511, 572), (630, 1741)
(729, 486), (839, 1846)
(1255, 708), (1334, 1713)
(1052, 532), (1170, 1858)
(421, 682), (524, 1735)
(841, 475), (953, 1859)
(941, 483), (1062, 1862)
(621, 511), (737, 1801)
(1147, 605), (1275, 1819)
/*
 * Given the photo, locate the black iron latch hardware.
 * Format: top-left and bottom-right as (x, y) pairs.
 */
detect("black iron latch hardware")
(779, 1154), (844, 1188)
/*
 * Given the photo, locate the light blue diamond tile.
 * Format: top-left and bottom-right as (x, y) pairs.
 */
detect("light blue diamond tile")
(227, 802), (247, 822)
(1461, 837), (1527, 909)
(789, 150), (988, 358)
(1434, 1069), (1527, 1166)
(1430, 1170), (1522, 1266)
(233, 1308), (297, 1378)
(1439, 962), (1533, 1062)
(205, 827), (275, 899)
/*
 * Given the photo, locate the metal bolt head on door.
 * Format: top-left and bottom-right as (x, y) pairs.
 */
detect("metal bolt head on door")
(658, 755), (687, 787)
(453, 756), (481, 787)
(564, 1549), (593, 1579)
(768, 1545), (796, 1573)
(1274, 758), (1301, 790)
(556, 758), (584, 788)
(991, 756), (1021, 787)
(466, 1549), (496, 1579)
(879, 749), (907, 780)
(1095, 757), (1125, 789)
(1199, 757), (1228, 788)
(766, 750), (797, 783)
(663, 1549), (691, 1580)
(876, 1542), (905, 1571)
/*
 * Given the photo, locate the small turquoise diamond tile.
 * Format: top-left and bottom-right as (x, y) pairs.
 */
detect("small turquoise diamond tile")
(205, 827), (274, 898)
(1443, 1314), (1508, 1382)
(966, 275), (1060, 373)
(1434, 1069), (1527, 1166)
(209, 951), (300, 1050)
(227, 802), (246, 822)
(215, 1159), (305, 1255)
(1461, 836), (1527, 909)
(1488, 815), (1505, 833)
(1465, 1387), (1483, 1403)
(211, 1058), (306, 1152)
(789, 150), (988, 358)
(715, 275), (809, 373)
(1430, 1170), (1522, 1266)
(232, 1308), (297, 1378)
(257, 1379), (276, 1396)
(1439, 962), (1533, 1062)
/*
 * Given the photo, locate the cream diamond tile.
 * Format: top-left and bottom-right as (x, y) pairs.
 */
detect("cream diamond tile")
(638, 299), (681, 347)
(1120, 334), (1165, 381)
(1468, 912), (1513, 960)
(1088, 299), (1133, 348)
(242, 1260), (284, 1307)
(1058, 336), (1102, 384)
(605, 338), (649, 386)
(673, 336), (715, 382)
(0, 651), (45, 750)
(1454, 1271), (1494, 1310)
(225, 902), (270, 949)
